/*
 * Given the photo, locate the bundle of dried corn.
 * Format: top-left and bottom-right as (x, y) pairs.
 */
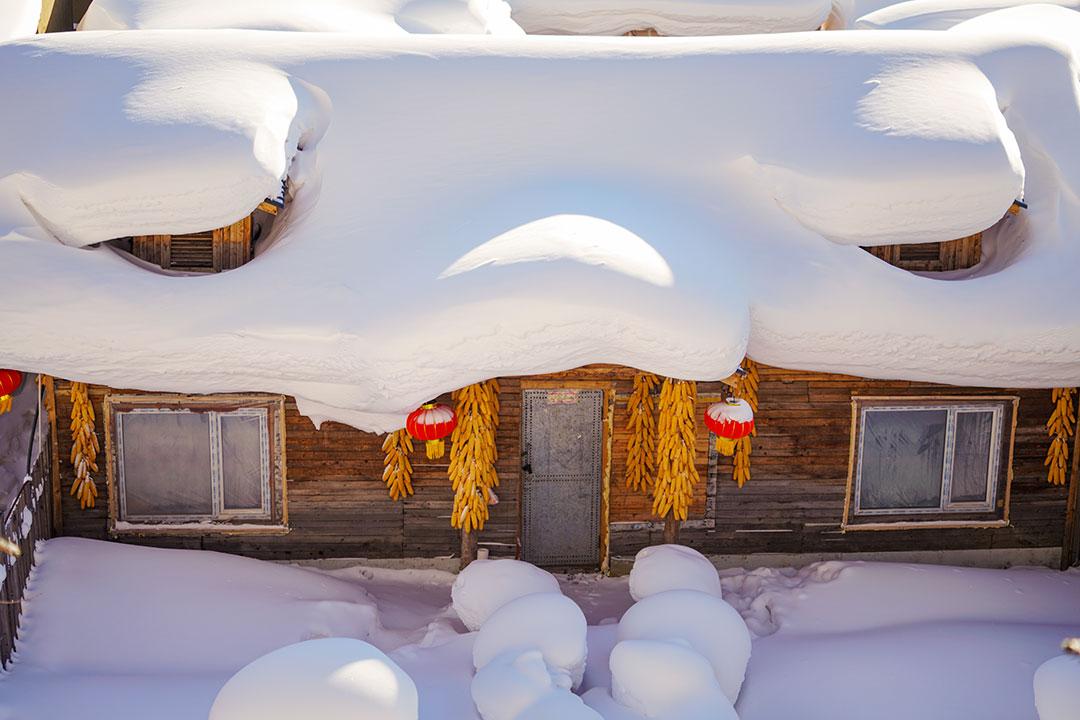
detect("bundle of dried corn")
(382, 429), (414, 500)
(69, 382), (98, 509)
(626, 372), (659, 494)
(653, 379), (698, 522)
(1046, 387), (1076, 486)
(449, 380), (500, 532)
(733, 359), (760, 488)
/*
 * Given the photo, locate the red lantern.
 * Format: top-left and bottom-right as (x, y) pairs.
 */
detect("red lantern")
(406, 403), (457, 459)
(704, 398), (754, 456)
(0, 370), (22, 415)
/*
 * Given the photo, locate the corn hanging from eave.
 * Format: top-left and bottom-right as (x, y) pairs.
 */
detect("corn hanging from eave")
(449, 380), (500, 533)
(626, 372), (658, 494)
(69, 382), (98, 509)
(652, 378), (698, 522)
(1046, 387), (1076, 486)
(382, 429), (414, 501)
(733, 359), (760, 488)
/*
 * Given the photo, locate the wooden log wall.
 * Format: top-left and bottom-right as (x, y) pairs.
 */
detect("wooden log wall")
(610, 366), (1066, 559)
(52, 365), (1068, 564)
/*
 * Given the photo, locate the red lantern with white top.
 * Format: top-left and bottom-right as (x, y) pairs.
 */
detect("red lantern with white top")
(704, 398), (754, 456)
(0, 370), (22, 415)
(406, 403), (457, 459)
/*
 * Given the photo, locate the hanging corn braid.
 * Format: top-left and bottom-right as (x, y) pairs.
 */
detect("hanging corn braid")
(449, 380), (500, 533)
(382, 429), (414, 500)
(653, 379), (698, 522)
(69, 382), (98, 509)
(732, 359), (759, 488)
(1046, 387), (1076, 486)
(626, 372), (658, 494)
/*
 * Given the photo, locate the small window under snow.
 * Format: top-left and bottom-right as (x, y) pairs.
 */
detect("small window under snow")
(844, 397), (1016, 529)
(105, 394), (286, 533)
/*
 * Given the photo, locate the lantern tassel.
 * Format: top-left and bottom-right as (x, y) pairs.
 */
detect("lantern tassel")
(715, 436), (737, 456)
(425, 438), (445, 460)
(0, 395), (10, 415)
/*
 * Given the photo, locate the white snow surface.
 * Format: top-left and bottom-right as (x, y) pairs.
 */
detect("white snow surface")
(472, 592), (589, 689)
(1033, 652), (1080, 720)
(616, 589), (752, 704)
(1, 538), (1079, 719)
(855, 0), (1080, 29)
(0, 0), (37, 41)
(4, 9), (1080, 431)
(609, 639), (736, 719)
(627, 543), (723, 601)
(209, 638), (419, 720)
(80, 0), (524, 35)
(471, 650), (560, 720)
(452, 558), (561, 631)
(505, 0), (831, 35)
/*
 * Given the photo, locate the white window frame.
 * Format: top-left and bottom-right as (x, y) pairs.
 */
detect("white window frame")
(853, 402), (1005, 517)
(115, 407), (272, 523)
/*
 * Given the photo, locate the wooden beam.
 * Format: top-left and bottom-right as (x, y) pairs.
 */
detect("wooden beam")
(1061, 413), (1080, 570)
(132, 235), (171, 268)
(41, 376), (63, 536)
(213, 216), (252, 272)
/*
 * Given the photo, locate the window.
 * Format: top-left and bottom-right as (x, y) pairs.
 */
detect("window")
(105, 394), (286, 533)
(844, 397), (1016, 529)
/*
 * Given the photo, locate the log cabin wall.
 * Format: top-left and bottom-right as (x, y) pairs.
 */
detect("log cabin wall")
(51, 365), (1067, 564)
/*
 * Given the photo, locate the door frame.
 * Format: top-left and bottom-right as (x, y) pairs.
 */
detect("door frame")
(518, 379), (615, 574)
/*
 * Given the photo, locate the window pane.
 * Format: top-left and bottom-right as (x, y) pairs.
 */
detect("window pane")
(121, 412), (212, 517)
(220, 413), (265, 511)
(951, 411), (994, 503)
(859, 409), (946, 510)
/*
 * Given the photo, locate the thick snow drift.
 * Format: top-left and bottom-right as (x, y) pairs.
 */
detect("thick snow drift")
(80, 0), (524, 35)
(855, 0), (1080, 29)
(209, 638), (418, 720)
(609, 639), (737, 720)
(617, 590), (752, 704)
(472, 592), (588, 689)
(505, 0), (831, 35)
(0, 0), (38, 41)
(627, 544), (722, 601)
(452, 559), (561, 631)
(1034, 649), (1080, 720)
(2, 540), (1079, 720)
(3, 7), (1080, 431)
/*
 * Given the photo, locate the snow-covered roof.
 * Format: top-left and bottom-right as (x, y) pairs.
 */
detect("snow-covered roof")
(2, 6), (1079, 432)
(76, 0), (836, 36)
(78, 0), (525, 35)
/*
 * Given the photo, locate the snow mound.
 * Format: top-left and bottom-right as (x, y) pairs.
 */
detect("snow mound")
(609, 639), (736, 720)
(0, 0), (39, 41)
(471, 650), (559, 720)
(9, 538), (386, 675)
(628, 544), (721, 602)
(855, 0), (1080, 29)
(582, 688), (647, 720)
(473, 592), (589, 689)
(209, 638), (418, 720)
(617, 590), (751, 704)
(1034, 650), (1080, 720)
(452, 558), (562, 631)
(516, 691), (604, 720)
(80, 0), (524, 35)
(506, 0), (831, 35)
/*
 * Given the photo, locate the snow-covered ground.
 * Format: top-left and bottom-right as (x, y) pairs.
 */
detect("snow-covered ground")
(0, 538), (1076, 719)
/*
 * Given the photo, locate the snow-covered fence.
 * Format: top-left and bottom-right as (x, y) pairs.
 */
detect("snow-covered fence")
(0, 409), (53, 669)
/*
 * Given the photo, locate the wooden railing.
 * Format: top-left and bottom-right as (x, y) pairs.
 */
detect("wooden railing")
(0, 415), (53, 669)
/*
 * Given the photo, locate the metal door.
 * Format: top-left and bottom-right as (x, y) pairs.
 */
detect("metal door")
(521, 388), (603, 568)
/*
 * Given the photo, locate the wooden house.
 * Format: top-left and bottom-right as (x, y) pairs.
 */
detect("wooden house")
(20, 203), (1071, 575)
